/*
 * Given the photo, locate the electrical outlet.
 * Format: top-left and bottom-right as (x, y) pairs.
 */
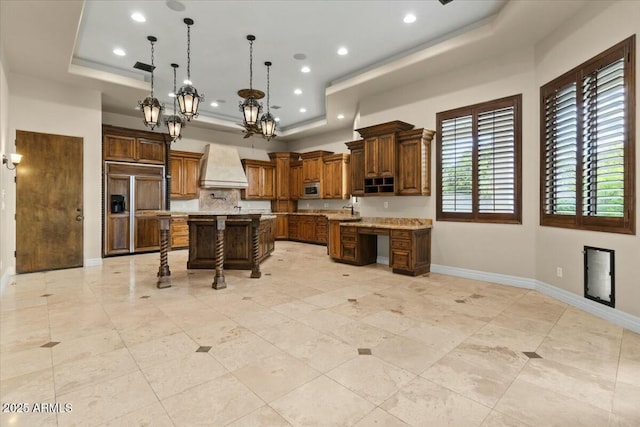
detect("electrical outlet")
(556, 267), (563, 278)
(324, 203), (329, 208)
(383, 201), (388, 208)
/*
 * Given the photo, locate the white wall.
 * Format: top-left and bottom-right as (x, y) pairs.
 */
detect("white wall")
(533, 1), (640, 317)
(8, 74), (103, 265)
(0, 51), (16, 285)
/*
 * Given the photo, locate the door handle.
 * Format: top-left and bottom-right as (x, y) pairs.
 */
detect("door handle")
(75, 215), (84, 221)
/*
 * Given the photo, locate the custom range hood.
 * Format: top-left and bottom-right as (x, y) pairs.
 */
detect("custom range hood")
(199, 143), (248, 189)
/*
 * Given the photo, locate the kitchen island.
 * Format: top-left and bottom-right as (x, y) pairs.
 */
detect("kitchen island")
(147, 212), (274, 290)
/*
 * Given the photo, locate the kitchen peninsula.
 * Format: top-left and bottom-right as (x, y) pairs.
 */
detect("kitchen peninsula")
(149, 211), (275, 290)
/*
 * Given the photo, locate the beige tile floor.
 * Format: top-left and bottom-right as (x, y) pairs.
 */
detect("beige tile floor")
(1, 241), (638, 426)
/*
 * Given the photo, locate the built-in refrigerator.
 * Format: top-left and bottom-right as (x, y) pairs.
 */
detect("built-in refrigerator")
(104, 162), (165, 256)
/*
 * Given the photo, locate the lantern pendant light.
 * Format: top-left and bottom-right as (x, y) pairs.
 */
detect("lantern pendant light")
(260, 61), (277, 140)
(139, 36), (163, 129)
(165, 63), (185, 141)
(176, 18), (203, 120)
(239, 35), (263, 130)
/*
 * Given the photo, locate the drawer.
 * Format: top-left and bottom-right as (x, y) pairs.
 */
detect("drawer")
(391, 229), (411, 239)
(171, 234), (189, 248)
(391, 249), (411, 270)
(341, 226), (356, 236)
(341, 234), (356, 243)
(391, 238), (411, 250)
(341, 242), (356, 261)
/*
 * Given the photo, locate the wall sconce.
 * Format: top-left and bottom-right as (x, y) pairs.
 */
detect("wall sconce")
(2, 153), (22, 170)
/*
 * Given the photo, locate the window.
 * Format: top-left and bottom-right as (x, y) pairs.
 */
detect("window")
(541, 36), (635, 234)
(436, 94), (522, 223)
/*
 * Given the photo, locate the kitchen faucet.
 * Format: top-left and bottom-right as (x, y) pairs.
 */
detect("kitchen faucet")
(342, 204), (354, 215)
(233, 205), (242, 212)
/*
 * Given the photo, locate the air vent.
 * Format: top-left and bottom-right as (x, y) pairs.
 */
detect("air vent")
(133, 61), (155, 73)
(271, 105), (281, 110)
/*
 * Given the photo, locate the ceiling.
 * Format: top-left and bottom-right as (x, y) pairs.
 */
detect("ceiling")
(1, 1), (592, 141)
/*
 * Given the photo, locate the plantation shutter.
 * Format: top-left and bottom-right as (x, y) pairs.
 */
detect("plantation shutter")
(437, 94), (522, 223)
(478, 106), (516, 213)
(581, 58), (626, 218)
(440, 115), (473, 213)
(540, 35), (634, 234)
(543, 82), (578, 215)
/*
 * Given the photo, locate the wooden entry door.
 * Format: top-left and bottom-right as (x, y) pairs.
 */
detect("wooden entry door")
(15, 130), (83, 273)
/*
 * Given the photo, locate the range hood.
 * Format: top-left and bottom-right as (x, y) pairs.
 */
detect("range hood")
(199, 143), (248, 189)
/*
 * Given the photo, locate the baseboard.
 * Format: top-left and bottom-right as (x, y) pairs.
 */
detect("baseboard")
(0, 266), (16, 293)
(430, 264), (640, 334)
(535, 280), (640, 334)
(430, 264), (536, 289)
(85, 258), (103, 267)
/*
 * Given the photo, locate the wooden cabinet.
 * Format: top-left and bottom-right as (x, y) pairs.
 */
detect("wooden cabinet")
(328, 220), (341, 258)
(170, 150), (202, 199)
(363, 134), (396, 178)
(171, 217), (189, 249)
(241, 159), (276, 200)
(301, 150), (333, 183)
(103, 125), (167, 165)
(390, 228), (431, 276)
(397, 129), (434, 196)
(290, 160), (303, 200)
(274, 214), (288, 239)
(287, 214), (327, 245)
(322, 154), (350, 199)
(258, 218), (275, 262)
(346, 140), (365, 197)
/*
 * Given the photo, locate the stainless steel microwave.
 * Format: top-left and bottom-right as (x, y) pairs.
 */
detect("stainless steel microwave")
(303, 181), (320, 198)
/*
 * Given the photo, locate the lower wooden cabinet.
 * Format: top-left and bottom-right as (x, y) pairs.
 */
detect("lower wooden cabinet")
(274, 214), (288, 239)
(287, 214), (327, 245)
(258, 218), (275, 262)
(390, 229), (431, 276)
(171, 217), (189, 249)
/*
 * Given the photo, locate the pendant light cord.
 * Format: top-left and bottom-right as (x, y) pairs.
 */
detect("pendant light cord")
(266, 64), (270, 113)
(150, 39), (155, 97)
(173, 66), (177, 114)
(186, 24), (191, 80)
(249, 38), (253, 92)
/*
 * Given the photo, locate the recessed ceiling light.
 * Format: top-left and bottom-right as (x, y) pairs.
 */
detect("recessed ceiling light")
(131, 12), (146, 23)
(168, 92), (176, 97)
(275, 117), (281, 122)
(337, 47), (348, 56)
(337, 114), (345, 120)
(403, 14), (416, 24)
(301, 66), (311, 73)
(294, 88), (302, 95)
(210, 102), (218, 107)
(113, 48), (126, 56)
(299, 108), (307, 113)
(183, 79), (192, 85)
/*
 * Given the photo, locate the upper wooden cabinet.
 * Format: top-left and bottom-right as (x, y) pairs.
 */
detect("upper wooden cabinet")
(268, 152), (300, 201)
(102, 125), (167, 165)
(397, 128), (435, 196)
(241, 159), (276, 200)
(350, 120), (437, 196)
(301, 150), (333, 183)
(170, 150), (202, 199)
(290, 160), (303, 200)
(346, 140), (365, 197)
(322, 154), (350, 199)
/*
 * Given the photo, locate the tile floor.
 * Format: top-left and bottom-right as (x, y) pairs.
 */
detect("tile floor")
(1, 241), (638, 426)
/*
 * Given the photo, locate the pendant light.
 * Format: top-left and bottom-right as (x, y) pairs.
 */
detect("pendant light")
(260, 61), (277, 140)
(165, 63), (185, 141)
(176, 18), (203, 120)
(239, 35), (263, 131)
(138, 36), (163, 129)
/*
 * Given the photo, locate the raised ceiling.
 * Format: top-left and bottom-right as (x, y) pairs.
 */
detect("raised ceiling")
(73, 0), (506, 135)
